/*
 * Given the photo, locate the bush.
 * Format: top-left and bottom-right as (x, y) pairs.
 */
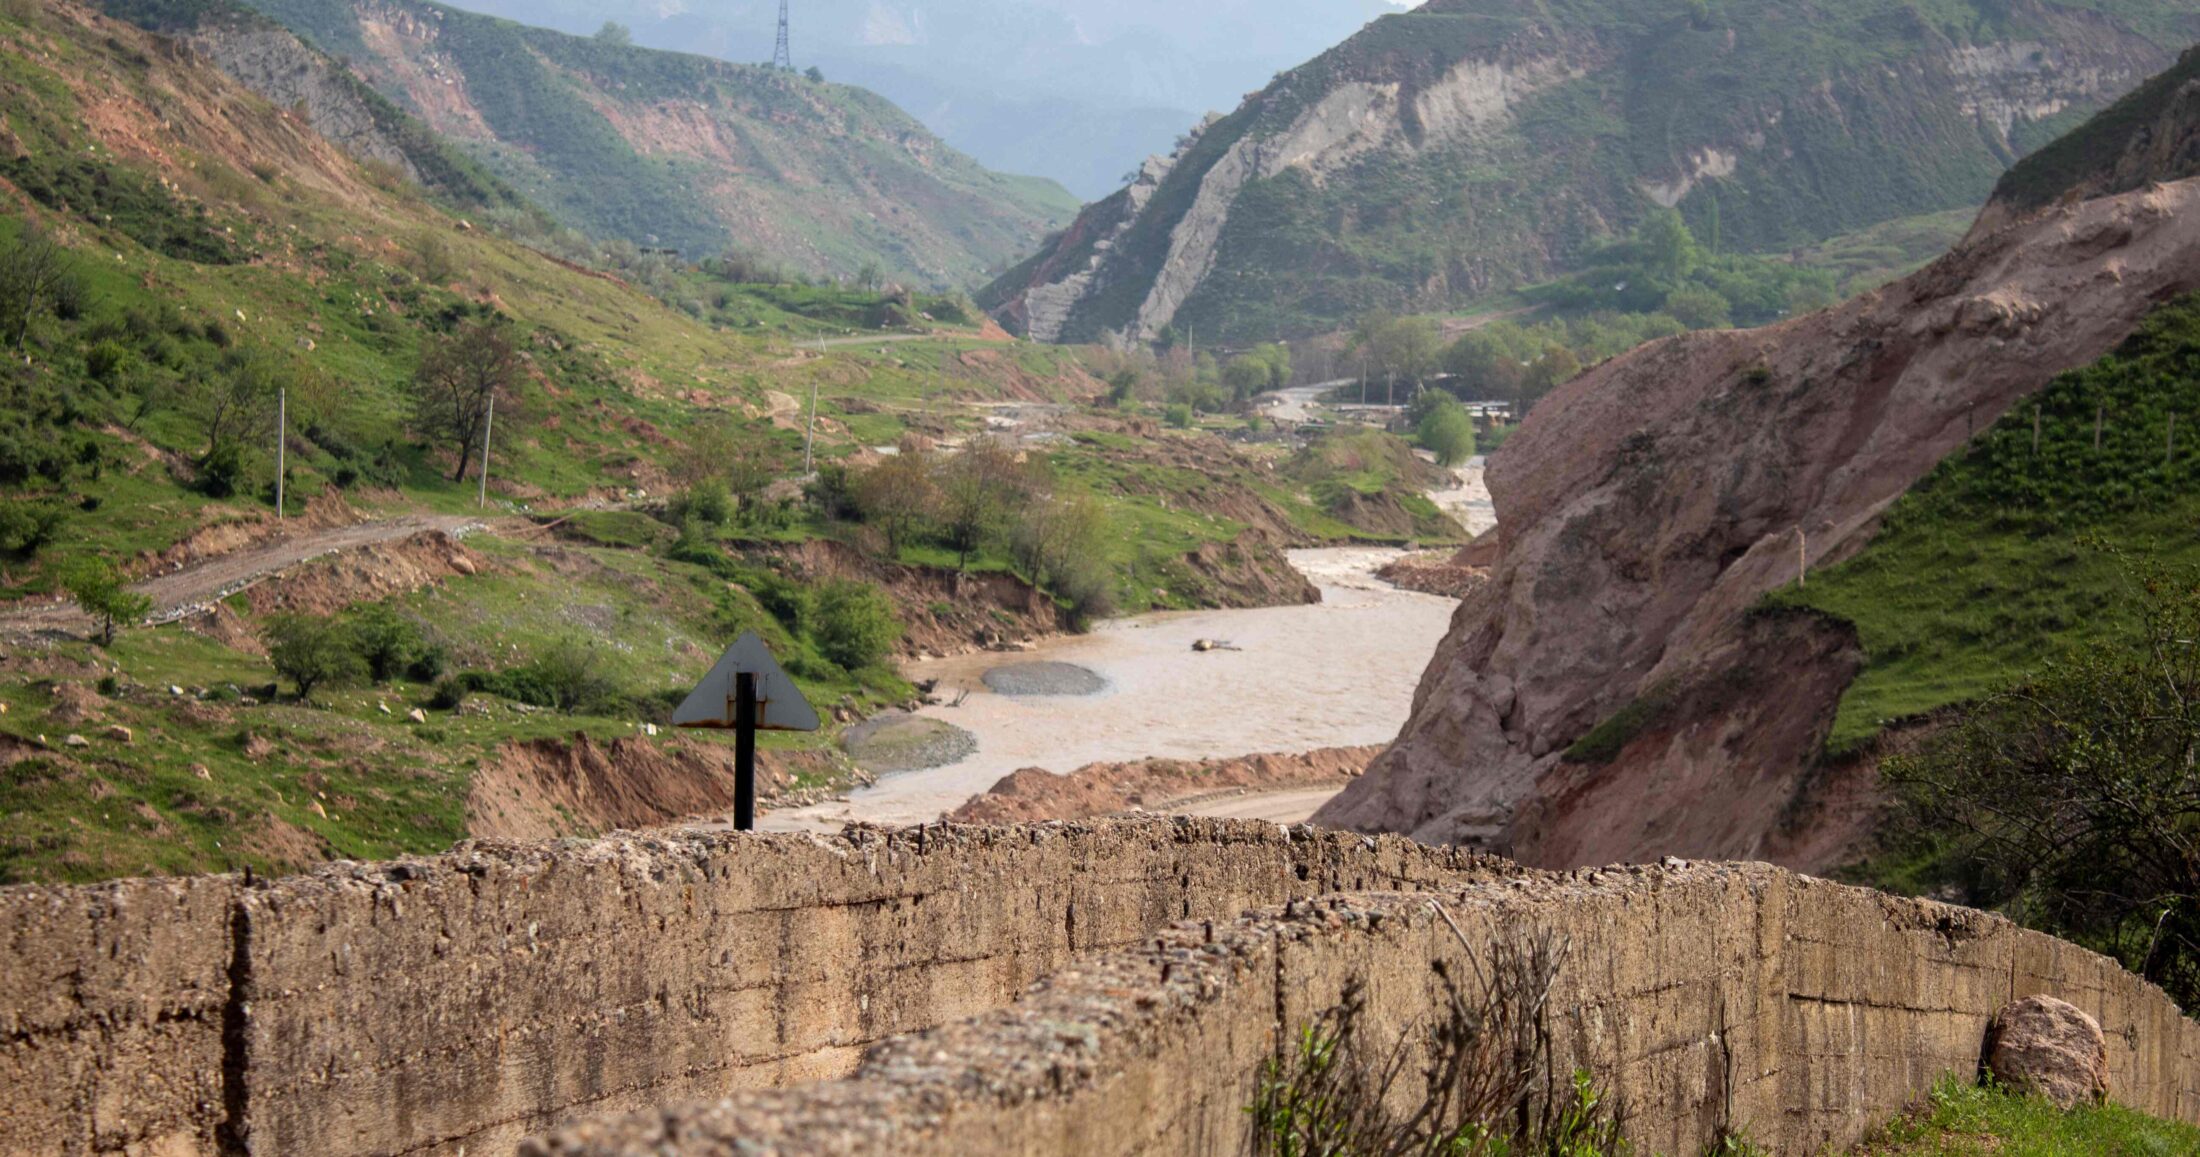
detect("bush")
(522, 637), (616, 715)
(196, 442), (247, 498)
(1885, 564), (2200, 1008)
(669, 480), (733, 527)
(0, 499), (66, 556)
(812, 580), (901, 671)
(1164, 403), (1193, 429)
(264, 613), (364, 699)
(349, 604), (424, 684)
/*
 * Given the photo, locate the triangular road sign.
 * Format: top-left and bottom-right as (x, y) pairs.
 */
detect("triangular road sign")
(673, 631), (820, 732)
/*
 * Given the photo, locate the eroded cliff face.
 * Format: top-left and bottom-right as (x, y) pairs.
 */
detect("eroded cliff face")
(983, 0), (2187, 343)
(1317, 176), (2200, 868)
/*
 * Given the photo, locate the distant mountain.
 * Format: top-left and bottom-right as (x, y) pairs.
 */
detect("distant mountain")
(114, 0), (1080, 287)
(424, 0), (1401, 199)
(984, 0), (2198, 343)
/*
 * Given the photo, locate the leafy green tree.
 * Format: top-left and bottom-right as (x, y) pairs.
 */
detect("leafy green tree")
(1663, 283), (1733, 329)
(1416, 397), (1478, 467)
(1222, 355), (1273, 404)
(813, 580), (901, 670)
(1442, 332), (1524, 400)
(1886, 566), (2200, 1007)
(937, 437), (1027, 569)
(265, 614), (364, 699)
(1522, 345), (1583, 406)
(62, 557), (151, 647)
(594, 21), (632, 45)
(853, 448), (938, 554)
(1637, 207), (1700, 284)
(349, 603), (424, 684)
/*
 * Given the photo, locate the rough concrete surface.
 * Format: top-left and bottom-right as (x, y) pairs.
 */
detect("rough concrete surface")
(527, 861), (2200, 1157)
(0, 819), (1492, 1156)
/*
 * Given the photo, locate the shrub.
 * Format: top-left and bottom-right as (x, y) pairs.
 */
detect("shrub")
(264, 613), (364, 699)
(1164, 403), (1194, 429)
(1885, 563), (2200, 1007)
(812, 579), (901, 671)
(522, 637), (615, 715)
(1247, 919), (1623, 1156)
(0, 499), (66, 556)
(348, 604), (424, 684)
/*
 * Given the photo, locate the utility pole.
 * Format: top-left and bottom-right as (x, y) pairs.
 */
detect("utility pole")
(275, 386), (285, 520)
(477, 394), (494, 508)
(804, 337), (821, 473)
(772, 0), (792, 70)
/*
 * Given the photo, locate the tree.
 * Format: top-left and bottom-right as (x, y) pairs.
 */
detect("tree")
(190, 348), (284, 465)
(265, 614), (363, 699)
(1222, 355), (1272, 404)
(411, 321), (520, 482)
(1521, 344), (1583, 407)
(1663, 283), (1733, 329)
(1416, 397), (1477, 467)
(0, 223), (76, 351)
(1886, 566), (2200, 1006)
(349, 603), (424, 684)
(62, 557), (151, 647)
(1442, 332), (1524, 401)
(594, 20), (633, 45)
(937, 437), (1027, 570)
(853, 448), (938, 554)
(804, 65), (825, 83)
(813, 580), (901, 670)
(1357, 314), (1441, 390)
(1637, 207), (1700, 284)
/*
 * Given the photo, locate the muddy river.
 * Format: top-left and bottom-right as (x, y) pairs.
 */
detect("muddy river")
(762, 459), (1494, 831)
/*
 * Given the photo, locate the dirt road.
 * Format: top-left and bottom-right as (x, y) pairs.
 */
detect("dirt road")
(0, 513), (484, 637)
(1166, 787), (1344, 825)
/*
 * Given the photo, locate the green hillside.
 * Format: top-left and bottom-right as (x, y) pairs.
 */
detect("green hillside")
(1771, 294), (2200, 753)
(988, 0), (2196, 342)
(106, 0), (1079, 288)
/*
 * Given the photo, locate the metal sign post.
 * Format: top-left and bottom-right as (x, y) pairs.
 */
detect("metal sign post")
(673, 632), (820, 830)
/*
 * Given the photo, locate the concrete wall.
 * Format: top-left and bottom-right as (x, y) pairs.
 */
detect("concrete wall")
(525, 862), (2200, 1157)
(0, 820), (1495, 1156)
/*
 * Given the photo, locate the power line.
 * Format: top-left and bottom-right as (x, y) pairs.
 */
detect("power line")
(772, 0), (792, 70)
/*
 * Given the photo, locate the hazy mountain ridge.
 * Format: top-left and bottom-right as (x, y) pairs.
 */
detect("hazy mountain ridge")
(986, 0), (2196, 343)
(164, 0), (1079, 287)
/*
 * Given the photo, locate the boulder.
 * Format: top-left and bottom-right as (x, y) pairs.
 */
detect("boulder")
(1986, 995), (2108, 1108)
(407, 708), (429, 724)
(103, 725), (133, 744)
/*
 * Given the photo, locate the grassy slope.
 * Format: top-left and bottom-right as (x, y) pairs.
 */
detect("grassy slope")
(1858, 1077), (2200, 1154)
(0, 3), (1099, 884)
(237, 0), (1079, 287)
(1768, 294), (2200, 753)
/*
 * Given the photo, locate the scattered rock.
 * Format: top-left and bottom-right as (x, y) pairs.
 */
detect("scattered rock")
(407, 708), (429, 724)
(642, 722), (659, 737)
(1986, 995), (2109, 1109)
(377, 702), (392, 716)
(103, 725), (132, 744)
(168, 685), (184, 697)
(191, 764), (212, 781)
(62, 734), (88, 748)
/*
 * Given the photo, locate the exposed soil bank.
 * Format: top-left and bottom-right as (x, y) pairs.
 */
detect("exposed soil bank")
(765, 548), (1455, 830)
(467, 733), (847, 841)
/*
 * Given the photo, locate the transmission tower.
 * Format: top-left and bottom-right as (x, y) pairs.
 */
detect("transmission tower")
(772, 0), (792, 70)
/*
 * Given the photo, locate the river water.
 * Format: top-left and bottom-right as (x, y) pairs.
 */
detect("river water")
(761, 458), (1494, 831)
